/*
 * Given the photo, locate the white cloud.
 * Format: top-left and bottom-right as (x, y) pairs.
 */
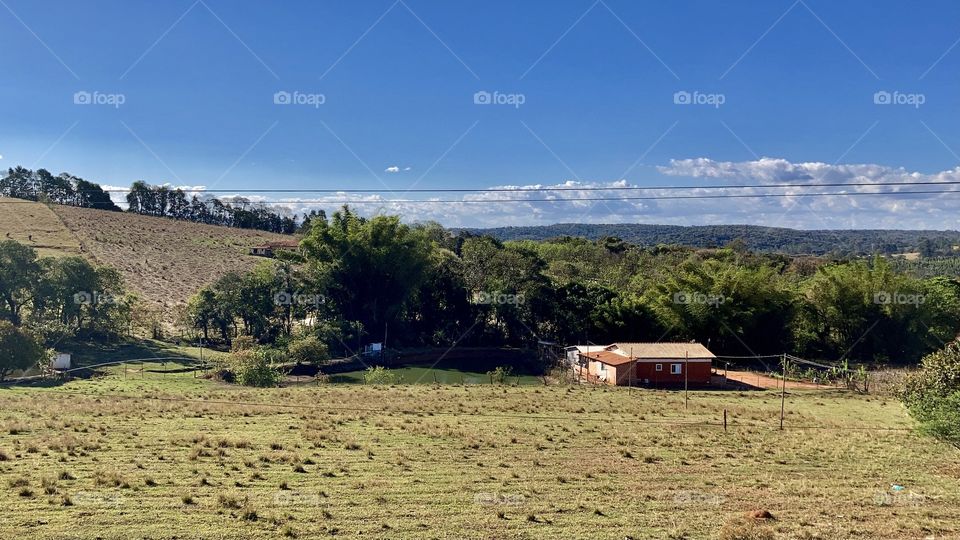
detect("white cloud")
(385, 166), (400, 173)
(98, 159), (960, 230)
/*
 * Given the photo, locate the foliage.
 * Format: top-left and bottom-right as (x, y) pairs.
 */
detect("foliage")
(126, 181), (297, 234)
(469, 222), (960, 257)
(0, 241), (130, 339)
(1, 166), (120, 211)
(301, 207), (433, 347)
(287, 334), (329, 365)
(487, 365), (513, 384)
(901, 340), (960, 445)
(363, 366), (397, 385)
(180, 207), (960, 365)
(228, 348), (282, 387)
(0, 321), (47, 380)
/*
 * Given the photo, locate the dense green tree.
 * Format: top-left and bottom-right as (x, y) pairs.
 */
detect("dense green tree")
(0, 240), (41, 325)
(0, 321), (46, 380)
(301, 208), (433, 347)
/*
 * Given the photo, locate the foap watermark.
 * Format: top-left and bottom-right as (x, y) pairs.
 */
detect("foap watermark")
(73, 491), (125, 507)
(873, 90), (925, 108)
(473, 291), (525, 305)
(673, 291), (726, 307)
(273, 292), (325, 307)
(73, 91), (126, 108)
(673, 490), (724, 506)
(274, 90), (326, 108)
(873, 291), (925, 306)
(474, 492), (525, 507)
(473, 90), (526, 108)
(73, 291), (118, 306)
(874, 489), (926, 507)
(673, 90), (725, 108)
(272, 491), (323, 507)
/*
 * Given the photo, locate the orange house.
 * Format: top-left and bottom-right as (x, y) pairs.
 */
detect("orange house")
(576, 342), (715, 387)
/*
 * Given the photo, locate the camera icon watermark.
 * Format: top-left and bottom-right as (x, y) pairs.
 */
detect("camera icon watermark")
(272, 491), (322, 507)
(273, 90), (326, 108)
(673, 291), (726, 307)
(673, 490), (724, 506)
(273, 292), (325, 307)
(73, 291), (118, 306)
(474, 492), (525, 506)
(473, 90), (526, 109)
(473, 291), (525, 305)
(73, 91), (126, 108)
(673, 90), (725, 108)
(873, 90), (925, 108)
(873, 291), (925, 306)
(73, 491), (125, 507)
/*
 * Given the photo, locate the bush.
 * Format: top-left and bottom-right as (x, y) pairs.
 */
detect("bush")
(487, 366), (513, 384)
(231, 335), (257, 353)
(901, 340), (960, 446)
(287, 334), (329, 365)
(363, 366), (396, 385)
(229, 349), (282, 387)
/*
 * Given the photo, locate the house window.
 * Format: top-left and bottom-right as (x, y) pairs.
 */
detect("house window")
(671, 363), (682, 375)
(655, 363), (663, 372)
(598, 363), (607, 373)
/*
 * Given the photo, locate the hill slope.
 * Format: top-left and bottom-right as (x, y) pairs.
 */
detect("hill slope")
(0, 200), (296, 315)
(467, 223), (960, 255)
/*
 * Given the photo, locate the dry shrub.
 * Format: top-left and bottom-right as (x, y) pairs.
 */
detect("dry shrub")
(718, 518), (775, 540)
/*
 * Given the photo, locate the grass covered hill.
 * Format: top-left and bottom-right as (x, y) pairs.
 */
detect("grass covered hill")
(0, 199), (295, 315)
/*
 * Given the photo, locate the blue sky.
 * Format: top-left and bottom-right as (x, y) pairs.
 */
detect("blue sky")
(1, 0), (959, 228)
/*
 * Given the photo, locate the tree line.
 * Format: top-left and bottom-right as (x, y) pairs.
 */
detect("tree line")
(1, 167), (300, 235)
(0, 240), (132, 379)
(186, 206), (960, 366)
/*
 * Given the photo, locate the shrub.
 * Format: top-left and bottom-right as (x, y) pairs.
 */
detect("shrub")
(363, 366), (396, 385)
(901, 340), (960, 446)
(231, 335), (257, 353)
(287, 334), (329, 365)
(229, 349), (282, 388)
(487, 366), (513, 384)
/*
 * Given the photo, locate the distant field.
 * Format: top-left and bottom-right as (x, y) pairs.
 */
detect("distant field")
(0, 368), (957, 539)
(0, 200), (297, 317)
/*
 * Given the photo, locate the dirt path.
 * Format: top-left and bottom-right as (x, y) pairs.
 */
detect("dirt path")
(722, 369), (839, 390)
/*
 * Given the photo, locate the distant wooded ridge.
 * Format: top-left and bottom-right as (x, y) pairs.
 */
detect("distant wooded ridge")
(464, 224), (960, 256)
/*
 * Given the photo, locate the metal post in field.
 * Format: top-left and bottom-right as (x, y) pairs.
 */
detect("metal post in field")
(684, 351), (689, 410)
(723, 409), (727, 432)
(779, 353), (787, 430)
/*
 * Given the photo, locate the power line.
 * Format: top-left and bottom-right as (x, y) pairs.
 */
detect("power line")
(59, 179), (960, 193)
(4, 189), (960, 205)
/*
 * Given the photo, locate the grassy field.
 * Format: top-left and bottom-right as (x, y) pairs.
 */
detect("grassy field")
(0, 198), (82, 258)
(328, 366), (544, 385)
(1, 366), (957, 539)
(0, 200), (296, 318)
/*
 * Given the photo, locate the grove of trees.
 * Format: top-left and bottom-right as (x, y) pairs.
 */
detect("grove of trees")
(0, 240), (134, 380)
(186, 207), (960, 366)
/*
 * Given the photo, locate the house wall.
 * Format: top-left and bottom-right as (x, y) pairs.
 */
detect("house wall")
(576, 355), (713, 386)
(634, 360), (712, 385)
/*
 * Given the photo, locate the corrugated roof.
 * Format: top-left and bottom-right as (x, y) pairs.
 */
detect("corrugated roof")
(566, 344), (615, 353)
(582, 350), (635, 366)
(614, 342), (715, 359)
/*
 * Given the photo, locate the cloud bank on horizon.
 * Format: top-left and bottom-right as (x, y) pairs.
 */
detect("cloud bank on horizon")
(101, 158), (960, 231)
